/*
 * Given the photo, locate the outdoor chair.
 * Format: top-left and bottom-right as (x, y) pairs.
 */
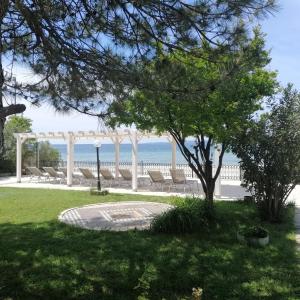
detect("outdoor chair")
(169, 169), (195, 193)
(78, 167), (97, 186)
(59, 167), (81, 184)
(100, 168), (117, 187)
(118, 168), (133, 187)
(58, 167), (67, 177)
(43, 167), (65, 183)
(27, 167), (49, 181)
(148, 170), (170, 192)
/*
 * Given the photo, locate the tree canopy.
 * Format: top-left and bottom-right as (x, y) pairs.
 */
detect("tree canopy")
(108, 30), (277, 204)
(0, 0), (276, 157)
(2, 115), (60, 172)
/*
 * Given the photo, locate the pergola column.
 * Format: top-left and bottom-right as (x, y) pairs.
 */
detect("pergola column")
(67, 134), (75, 186)
(114, 137), (120, 178)
(214, 145), (221, 198)
(16, 135), (22, 183)
(171, 138), (177, 170)
(131, 130), (138, 191)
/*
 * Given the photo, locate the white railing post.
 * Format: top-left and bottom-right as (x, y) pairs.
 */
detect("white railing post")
(171, 137), (176, 170)
(67, 134), (75, 186)
(131, 130), (138, 191)
(114, 137), (120, 178)
(214, 145), (221, 198)
(16, 135), (22, 183)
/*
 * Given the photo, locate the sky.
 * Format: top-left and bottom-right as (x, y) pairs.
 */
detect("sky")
(10, 0), (300, 136)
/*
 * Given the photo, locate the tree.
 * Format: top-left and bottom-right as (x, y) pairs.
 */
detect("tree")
(2, 115), (33, 171)
(34, 0), (277, 118)
(232, 85), (300, 222)
(0, 0), (276, 157)
(38, 141), (60, 167)
(2, 115), (60, 173)
(108, 31), (277, 208)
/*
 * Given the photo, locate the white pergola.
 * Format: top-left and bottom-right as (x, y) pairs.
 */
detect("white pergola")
(14, 129), (221, 195)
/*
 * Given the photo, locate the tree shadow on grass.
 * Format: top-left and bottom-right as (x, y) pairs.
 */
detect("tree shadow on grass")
(0, 207), (298, 300)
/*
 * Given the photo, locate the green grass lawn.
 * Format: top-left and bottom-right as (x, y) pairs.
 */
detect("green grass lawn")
(0, 188), (299, 300)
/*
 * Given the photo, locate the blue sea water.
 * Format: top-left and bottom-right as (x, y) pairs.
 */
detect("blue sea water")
(52, 142), (239, 165)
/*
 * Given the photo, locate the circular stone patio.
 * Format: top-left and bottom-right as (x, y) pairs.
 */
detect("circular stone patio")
(58, 201), (173, 231)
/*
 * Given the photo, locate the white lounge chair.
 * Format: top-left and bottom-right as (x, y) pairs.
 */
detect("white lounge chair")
(59, 167), (81, 184)
(43, 167), (65, 183)
(169, 169), (194, 193)
(27, 167), (49, 181)
(58, 167), (67, 177)
(148, 170), (170, 192)
(100, 168), (117, 187)
(118, 169), (133, 187)
(79, 167), (97, 186)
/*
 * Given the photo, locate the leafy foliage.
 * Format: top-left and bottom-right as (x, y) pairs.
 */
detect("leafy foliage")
(38, 141), (60, 166)
(0, 1), (277, 114)
(0, 1), (276, 157)
(2, 116), (60, 172)
(238, 225), (269, 238)
(3, 115), (33, 169)
(151, 198), (209, 234)
(108, 31), (277, 204)
(233, 85), (300, 222)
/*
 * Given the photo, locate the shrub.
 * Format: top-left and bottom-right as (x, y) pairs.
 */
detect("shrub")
(232, 86), (300, 222)
(238, 225), (268, 238)
(151, 198), (210, 234)
(0, 159), (15, 174)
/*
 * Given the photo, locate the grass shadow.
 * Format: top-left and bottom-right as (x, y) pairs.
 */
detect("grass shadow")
(0, 203), (298, 299)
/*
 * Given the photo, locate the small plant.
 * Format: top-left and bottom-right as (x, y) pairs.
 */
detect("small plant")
(239, 226), (268, 238)
(150, 197), (210, 234)
(192, 287), (203, 300)
(237, 225), (269, 246)
(90, 188), (109, 196)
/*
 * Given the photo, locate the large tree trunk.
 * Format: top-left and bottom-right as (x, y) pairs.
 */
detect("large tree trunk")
(170, 131), (226, 210)
(204, 160), (215, 202)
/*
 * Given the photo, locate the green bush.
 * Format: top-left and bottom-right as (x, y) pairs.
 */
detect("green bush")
(232, 86), (300, 222)
(151, 198), (210, 234)
(0, 159), (15, 174)
(238, 225), (268, 238)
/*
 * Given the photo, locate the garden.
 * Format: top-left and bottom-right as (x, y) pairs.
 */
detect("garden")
(0, 1), (300, 299)
(0, 188), (298, 300)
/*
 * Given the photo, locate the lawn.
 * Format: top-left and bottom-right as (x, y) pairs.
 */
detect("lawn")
(0, 187), (298, 300)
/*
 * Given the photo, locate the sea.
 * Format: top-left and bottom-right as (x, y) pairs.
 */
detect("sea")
(52, 142), (239, 165)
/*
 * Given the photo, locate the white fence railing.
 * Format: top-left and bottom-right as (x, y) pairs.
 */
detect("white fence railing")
(43, 160), (242, 181)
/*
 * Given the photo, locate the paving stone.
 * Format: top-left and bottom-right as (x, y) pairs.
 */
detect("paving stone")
(58, 201), (173, 231)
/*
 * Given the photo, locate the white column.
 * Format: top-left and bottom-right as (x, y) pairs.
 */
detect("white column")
(131, 131), (138, 191)
(114, 138), (120, 178)
(16, 136), (22, 183)
(67, 134), (74, 186)
(214, 145), (221, 198)
(171, 138), (177, 170)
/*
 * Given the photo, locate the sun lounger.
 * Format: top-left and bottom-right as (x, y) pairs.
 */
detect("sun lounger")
(59, 167), (81, 184)
(169, 169), (194, 192)
(43, 167), (65, 183)
(27, 167), (49, 181)
(100, 168), (117, 187)
(79, 167), (97, 186)
(58, 167), (67, 177)
(148, 170), (170, 191)
(118, 168), (133, 186)
(119, 169), (132, 180)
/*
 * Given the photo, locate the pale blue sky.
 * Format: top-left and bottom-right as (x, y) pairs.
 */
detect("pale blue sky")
(20, 0), (300, 133)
